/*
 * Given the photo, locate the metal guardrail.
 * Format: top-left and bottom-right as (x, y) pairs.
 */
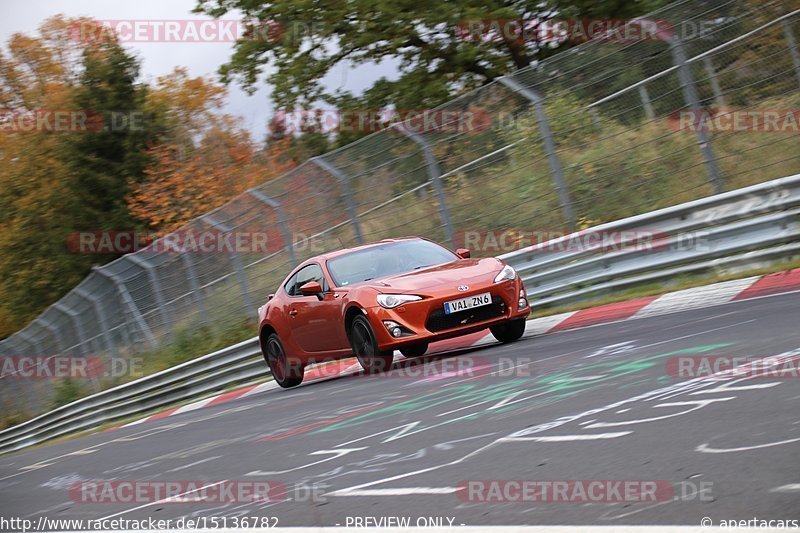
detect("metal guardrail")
(500, 173), (800, 306)
(0, 338), (264, 455)
(1, 173), (799, 456)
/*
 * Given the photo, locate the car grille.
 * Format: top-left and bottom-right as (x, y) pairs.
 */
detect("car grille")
(425, 295), (507, 333)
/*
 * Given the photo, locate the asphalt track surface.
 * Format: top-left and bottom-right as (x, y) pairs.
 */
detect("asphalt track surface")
(1, 292), (799, 528)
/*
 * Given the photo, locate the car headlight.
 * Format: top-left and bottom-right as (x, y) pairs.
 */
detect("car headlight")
(377, 294), (423, 309)
(494, 264), (516, 283)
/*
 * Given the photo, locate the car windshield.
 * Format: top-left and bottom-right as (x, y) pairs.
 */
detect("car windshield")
(327, 239), (459, 286)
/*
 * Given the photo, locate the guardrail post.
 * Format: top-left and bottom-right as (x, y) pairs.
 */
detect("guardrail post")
(180, 254), (209, 325)
(310, 157), (364, 244)
(125, 254), (172, 334)
(638, 85), (656, 120)
(497, 75), (576, 230)
(75, 288), (118, 356)
(670, 36), (725, 194)
(202, 215), (254, 313)
(391, 124), (456, 247)
(702, 56), (727, 109)
(248, 189), (298, 265)
(782, 19), (800, 88)
(93, 267), (158, 350)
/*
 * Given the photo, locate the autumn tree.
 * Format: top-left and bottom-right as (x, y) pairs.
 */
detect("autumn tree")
(127, 69), (295, 233)
(0, 18), (162, 338)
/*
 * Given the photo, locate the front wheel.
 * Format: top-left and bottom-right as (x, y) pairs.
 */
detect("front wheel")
(350, 315), (394, 373)
(265, 333), (304, 388)
(490, 318), (527, 343)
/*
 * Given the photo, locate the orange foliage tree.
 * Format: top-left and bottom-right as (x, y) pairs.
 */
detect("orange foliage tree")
(127, 69), (295, 233)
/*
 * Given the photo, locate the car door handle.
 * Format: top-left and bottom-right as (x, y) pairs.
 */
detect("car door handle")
(289, 309), (298, 317)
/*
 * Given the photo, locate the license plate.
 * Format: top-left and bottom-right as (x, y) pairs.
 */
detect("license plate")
(444, 292), (491, 315)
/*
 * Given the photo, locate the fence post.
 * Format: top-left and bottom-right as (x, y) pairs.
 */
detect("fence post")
(75, 287), (118, 356)
(638, 84), (656, 120)
(310, 157), (364, 244)
(53, 303), (90, 357)
(180, 254), (209, 325)
(16, 330), (48, 407)
(782, 19), (800, 88)
(202, 215), (254, 313)
(391, 124), (456, 247)
(2, 336), (39, 412)
(93, 267), (158, 350)
(126, 254), (173, 334)
(497, 75), (576, 229)
(248, 189), (298, 265)
(670, 37), (724, 194)
(38, 317), (67, 355)
(702, 56), (727, 109)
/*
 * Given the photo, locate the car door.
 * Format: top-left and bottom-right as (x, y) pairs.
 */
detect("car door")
(285, 263), (348, 353)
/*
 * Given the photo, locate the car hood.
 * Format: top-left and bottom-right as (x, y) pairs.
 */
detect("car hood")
(368, 257), (504, 293)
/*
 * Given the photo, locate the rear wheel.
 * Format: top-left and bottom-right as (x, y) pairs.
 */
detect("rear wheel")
(490, 318), (527, 343)
(350, 315), (394, 373)
(265, 333), (304, 388)
(399, 342), (429, 358)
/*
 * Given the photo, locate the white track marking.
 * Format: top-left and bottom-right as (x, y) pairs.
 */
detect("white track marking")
(585, 398), (735, 429)
(334, 423), (421, 448)
(697, 437), (800, 453)
(246, 448), (367, 476)
(331, 487), (462, 496)
(98, 480), (229, 520)
(164, 455), (222, 473)
(501, 431), (632, 442)
(770, 484), (800, 493)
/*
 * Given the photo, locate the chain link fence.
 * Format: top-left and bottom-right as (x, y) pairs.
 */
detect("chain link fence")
(2, 0), (800, 417)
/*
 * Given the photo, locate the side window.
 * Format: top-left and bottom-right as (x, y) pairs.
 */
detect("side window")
(285, 264), (327, 297)
(283, 273), (298, 296)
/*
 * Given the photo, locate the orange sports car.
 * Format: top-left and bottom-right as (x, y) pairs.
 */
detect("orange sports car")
(257, 237), (530, 387)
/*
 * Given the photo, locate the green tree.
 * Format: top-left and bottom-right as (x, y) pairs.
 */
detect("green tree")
(63, 41), (155, 231)
(195, 0), (670, 114)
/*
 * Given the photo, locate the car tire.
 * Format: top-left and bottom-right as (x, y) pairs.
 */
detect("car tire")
(399, 342), (429, 358)
(265, 333), (304, 388)
(490, 318), (527, 343)
(350, 315), (394, 373)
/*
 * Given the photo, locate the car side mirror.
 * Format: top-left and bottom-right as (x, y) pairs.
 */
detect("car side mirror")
(267, 293), (274, 301)
(456, 248), (471, 259)
(299, 281), (324, 296)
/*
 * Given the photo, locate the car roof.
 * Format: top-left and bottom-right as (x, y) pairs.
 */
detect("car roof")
(310, 236), (426, 262)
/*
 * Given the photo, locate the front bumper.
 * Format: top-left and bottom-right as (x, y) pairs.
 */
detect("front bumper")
(367, 278), (530, 350)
